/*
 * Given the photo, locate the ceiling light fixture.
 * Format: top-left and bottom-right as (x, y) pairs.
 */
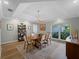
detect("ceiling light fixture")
(4, 1), (9, 5)
(73, 0), (78, 3)
(36, 9), (45, 24)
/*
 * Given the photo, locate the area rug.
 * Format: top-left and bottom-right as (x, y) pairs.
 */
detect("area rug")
(17, 41), (67, 59)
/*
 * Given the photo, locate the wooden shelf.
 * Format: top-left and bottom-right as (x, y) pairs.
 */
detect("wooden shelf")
(18, 23), (26, 41)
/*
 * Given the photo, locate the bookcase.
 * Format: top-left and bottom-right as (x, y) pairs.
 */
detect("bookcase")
(18, 23), (26, 41)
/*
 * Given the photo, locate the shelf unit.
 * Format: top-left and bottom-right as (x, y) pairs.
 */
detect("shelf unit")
(18, 23), (26, 41)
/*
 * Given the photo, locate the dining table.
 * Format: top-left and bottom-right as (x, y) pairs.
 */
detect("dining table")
(31, 34), (42, 48)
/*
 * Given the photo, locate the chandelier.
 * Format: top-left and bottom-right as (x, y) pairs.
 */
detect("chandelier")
(36, 10), (45, 24)
(36, 10), (46, 31)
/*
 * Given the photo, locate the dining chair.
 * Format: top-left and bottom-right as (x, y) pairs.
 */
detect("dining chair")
(39, 34), (48, 49)
(23, 35), (34, 52)
(46, 33), (51, 45)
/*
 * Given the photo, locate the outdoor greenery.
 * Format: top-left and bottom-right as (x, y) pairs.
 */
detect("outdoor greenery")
(52, 32), (58, 38)
(61, 32), (70, 40)
(61, 26), (70, 40)
(52, 25), (70, 40)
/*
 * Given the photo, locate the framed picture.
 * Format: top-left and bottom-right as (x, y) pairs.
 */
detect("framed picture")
(7, 24), (14, 31)
(40, 24), (46, 31)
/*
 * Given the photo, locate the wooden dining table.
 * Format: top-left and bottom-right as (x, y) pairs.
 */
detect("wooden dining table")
(31, 35), (42, 48)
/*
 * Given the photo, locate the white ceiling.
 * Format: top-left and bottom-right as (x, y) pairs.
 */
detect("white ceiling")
(2, 0), (79, 23)
(2, 0), (56, 18)
(13, 0), (79, 23)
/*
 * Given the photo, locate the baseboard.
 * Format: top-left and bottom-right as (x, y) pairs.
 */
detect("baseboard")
(1, 40), (18, 45)
(51, 38), (66, 43)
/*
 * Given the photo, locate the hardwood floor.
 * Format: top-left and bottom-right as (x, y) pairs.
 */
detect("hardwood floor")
(1, 41), (24, 59)
(1, 40), (67, 59)
(0, 45), (1, 59)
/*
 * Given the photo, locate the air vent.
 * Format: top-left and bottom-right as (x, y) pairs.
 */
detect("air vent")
(8, 8), (13, 12)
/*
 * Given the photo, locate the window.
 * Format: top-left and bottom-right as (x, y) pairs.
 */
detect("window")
(33, 24), (38, 33)
(60, 24), (70, 40)
(52, 25), (60, 39)
(52, 24), (70, 40)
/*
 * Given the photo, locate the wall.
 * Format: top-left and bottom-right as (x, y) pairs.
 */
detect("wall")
(46, 17), (79, 38)
(0, 21), (1, 45)
(67, 19), (79, 39)
(1, 19), (32, 44)
(36, 23), (51, 33)
(0, 29), (1, 59)
(0, 28), (1, 45)
(46, 24), (51, 32)
(1, 17), (79, 44)
(0, 0), (2, 58)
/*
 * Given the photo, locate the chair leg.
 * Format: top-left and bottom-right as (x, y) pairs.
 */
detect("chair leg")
(25, 45), (27, 52)
(50, 39), (51, 44)
(30, 44), (33, 51)
(48, 39), (51, 44)
(26, 45), (29, 52)
(46, 40), (49, 45)
(24, 44), (25, 49)
(39, 43), (42, 49)
(24, 42), (26, 49)
(26, 44), (33, 52)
